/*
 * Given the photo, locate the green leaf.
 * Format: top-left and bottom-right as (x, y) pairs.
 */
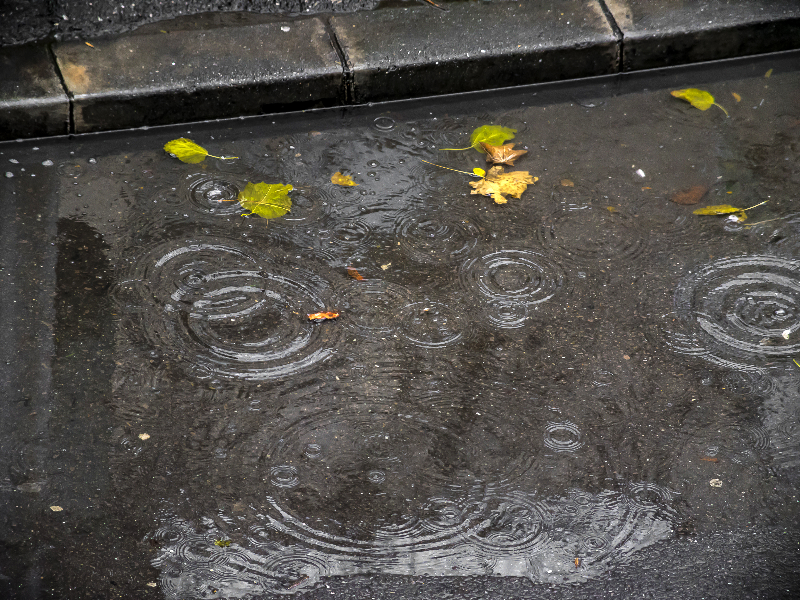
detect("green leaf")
(237, 182), (292, 220)
(441, 125), (517, 151)
(670, 89), (728, 117)
(164, 138), (209, 163)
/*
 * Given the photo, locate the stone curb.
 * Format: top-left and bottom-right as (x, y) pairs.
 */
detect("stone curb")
(1, 0), (799, 141)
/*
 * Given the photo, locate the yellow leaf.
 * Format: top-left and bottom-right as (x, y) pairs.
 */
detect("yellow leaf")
(670, 88), (728, 117)
(693, 204), (743, 215)
(214, 539), (232, 548)
(732, 92), (741, 102)
(442, 125), (516, 151)
(469, 165), (537, 204)
(235, 182), (292, 220)
(765, 68), (773, 78)
(164, 138), (236, 163)
(331, 172), (358, 186)
(473, 167), (486, 177)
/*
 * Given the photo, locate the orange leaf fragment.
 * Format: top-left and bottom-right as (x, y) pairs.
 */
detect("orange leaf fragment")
(700, 456), (719, 463)
(480, 142), (528, 166)
(308, 311), (339, 322)
(347, 267), (364, 281)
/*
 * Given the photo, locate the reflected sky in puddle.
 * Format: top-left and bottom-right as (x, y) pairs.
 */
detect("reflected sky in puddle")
(1, 52), (799, 597)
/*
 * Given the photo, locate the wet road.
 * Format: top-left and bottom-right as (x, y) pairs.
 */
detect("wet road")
(1, 51), (799, 598)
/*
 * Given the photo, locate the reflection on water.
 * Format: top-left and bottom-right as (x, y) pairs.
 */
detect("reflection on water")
(2, 53), (800, 597)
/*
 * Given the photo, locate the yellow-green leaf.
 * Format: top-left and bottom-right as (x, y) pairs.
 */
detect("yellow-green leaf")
(473, 167), (486, 177)
(164, 138), (209, 163)
(442, 125), (516, 151)
(670, 89), (728, 117)
(331, 172), (358, 186)
(693, 204), (742, 215)
(214, 539), (232, 548)
(237, 182), (292, 220)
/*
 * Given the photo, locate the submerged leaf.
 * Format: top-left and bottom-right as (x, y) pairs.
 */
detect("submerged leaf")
(469, 165), (537, 204)
(164, 138), (209, 163)
(670, 88), (728, 117)
(308, 311), (339, 322)
(480, 142), (527, 166)
(671, 185), (708, 205)
(236, 182), (292, 220)
(331, 172), (358, 186)
(347, 267), (364, 281)
(442, 125), (517, 151)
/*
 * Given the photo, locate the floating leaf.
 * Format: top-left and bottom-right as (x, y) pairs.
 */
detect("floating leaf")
(442, 125), (516, 151)
(480, 142), (527, 166)
(670, 88), (728, 117)
(732, 92), (742, 102)
(765, 68), (773, 78)
(469, 165), (537, 204)
(473, 167), (486, 177)
(233, 182), (292, 220)
(347, 267), (364, 280)
(671, 185), (708, 205)
(331, 172), (358, 186)
(163, 138), (235, 163)
(693, 200), (767, 223)
(308, 311), (339, 322)
(214, 539), (232, 548)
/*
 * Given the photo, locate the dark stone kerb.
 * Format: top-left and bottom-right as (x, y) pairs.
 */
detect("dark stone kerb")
(51, 18), (343, 134)
(329, 1), (619, 104)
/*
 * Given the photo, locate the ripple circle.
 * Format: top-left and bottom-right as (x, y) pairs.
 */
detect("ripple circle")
(393, 209), (482, 265)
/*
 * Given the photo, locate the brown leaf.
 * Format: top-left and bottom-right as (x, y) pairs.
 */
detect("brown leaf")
(347, 267), (364, 281)
(480, 142), (528, 166)
(307, 311), (339, 322)
(469, 166), (537, 204)
(671, 185), (708, 205)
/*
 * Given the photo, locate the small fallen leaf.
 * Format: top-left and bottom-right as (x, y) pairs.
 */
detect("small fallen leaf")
(442, 125), (517, 151)
(473, 167), (486, 177)
(671, 185), (708, 205)
(347, 267), (364, 280)
(381, 263), (391, 270)
(732, 92), (742, 102)
(50, 506), (63, 512)
(138, 433), (150, 441)
(561, 179), (574, 187)
(480, 142), (527, 166)
(574, 557), (581, 567)
(232, 182), (292, 220)
(308, 311), (339, 321)
(693, 201), (766, 222)
(85, 42), (95, 48)
(214, 539), (232, 548)
(670, 88), (728, 117)
(709, 479), (723, 487)
(331, 172), (358, 186)
(700, 456), (719, 463)
(163, 138), (236, 163)
(765, 68), (773, 78)
(469, 165), (537, 204)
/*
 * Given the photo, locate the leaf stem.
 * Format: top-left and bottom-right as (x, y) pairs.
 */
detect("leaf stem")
(207, 154), (239, 160)
(743, 200), (768, 211)
(713, 103), (729, 117)
(420, 159), (481, 178)
(439, 146), (475, 152)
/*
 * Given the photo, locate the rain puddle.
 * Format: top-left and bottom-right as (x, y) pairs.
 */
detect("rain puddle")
(1, 51), (799, 598)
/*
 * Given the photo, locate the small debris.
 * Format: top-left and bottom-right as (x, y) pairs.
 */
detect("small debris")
(381, 263), (391, 270)
(709, 479), (723, 487)
(50, 505), (63, 512)
(138, 433), (150, 441)
(146, 582), (157, 588)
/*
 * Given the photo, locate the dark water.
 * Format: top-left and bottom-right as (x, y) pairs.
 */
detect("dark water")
(1, 52), (799, 598)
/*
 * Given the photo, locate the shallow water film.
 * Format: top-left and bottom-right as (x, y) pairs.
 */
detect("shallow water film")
(1, 53), (800, 599)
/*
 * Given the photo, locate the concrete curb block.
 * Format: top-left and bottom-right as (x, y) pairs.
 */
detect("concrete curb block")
(1, 0), (799, 140)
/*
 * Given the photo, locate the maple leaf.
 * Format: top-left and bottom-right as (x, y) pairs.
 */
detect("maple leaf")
(469, 166), (537, 204)
(480, 142), (527, 166)
(331, 172), (358, 186)
(233, 182), (292, 220)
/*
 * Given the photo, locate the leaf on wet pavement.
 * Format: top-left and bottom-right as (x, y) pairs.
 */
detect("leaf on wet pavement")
(480, 142), (528, 166)
(163, 138), (235, 163)
(214, 539), (232, 547)
(693, 200), (767, 223)
(671, 185), (708, 205)
(442, 125), (517, 151)
(347, 267), (364, 280)
(331, 171), (358, 186)
(233, 182), (292, 220)
(670, 88), (729, 117)
(308, 311), (340, 322)
(469, 165), (537, 204)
